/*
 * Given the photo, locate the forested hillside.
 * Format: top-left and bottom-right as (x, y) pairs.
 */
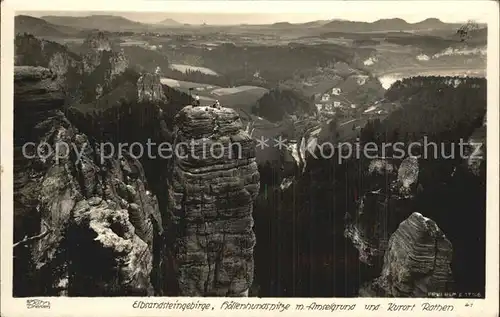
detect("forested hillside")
(252, 88), (314, 122)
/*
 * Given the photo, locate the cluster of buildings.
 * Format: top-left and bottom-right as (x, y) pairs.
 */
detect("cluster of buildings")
(314, 87), (359, 119)
(313, 85), (395, 121)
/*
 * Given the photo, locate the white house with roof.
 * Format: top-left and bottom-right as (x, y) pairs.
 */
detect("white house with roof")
(331, 87), (341, 95)
(333, 101), (342, 108)
(321, 93), (330, 102)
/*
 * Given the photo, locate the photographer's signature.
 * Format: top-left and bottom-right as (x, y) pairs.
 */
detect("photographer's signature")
(26, 299), (51, 309)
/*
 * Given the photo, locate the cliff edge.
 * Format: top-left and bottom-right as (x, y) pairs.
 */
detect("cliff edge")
(13, 66), (161, 296)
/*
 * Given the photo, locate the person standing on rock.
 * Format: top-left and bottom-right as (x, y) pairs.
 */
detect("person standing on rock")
(194, 94), (201, 106)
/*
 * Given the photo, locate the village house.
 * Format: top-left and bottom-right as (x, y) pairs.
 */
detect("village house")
(331, 87), (341, 95)
(315, 104), (336, 119)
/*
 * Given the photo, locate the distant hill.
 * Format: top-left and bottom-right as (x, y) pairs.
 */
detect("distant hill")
(41, 15), (152, 32)
(323, 18), (462, 32)
(300, 20), (332, 27)
(269, 20), (332, 28)
(371, 18), (409, 30)
(413, 18), (447, 29)
(156, 18), (182, 26)
(271, 22), (294, 28)
(15, 15), (80, 36)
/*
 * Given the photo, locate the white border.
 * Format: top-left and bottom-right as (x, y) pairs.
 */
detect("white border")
(1, 1), (499, 316)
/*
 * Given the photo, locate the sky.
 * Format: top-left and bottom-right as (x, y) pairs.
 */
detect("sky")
(15, 1), (494, 25)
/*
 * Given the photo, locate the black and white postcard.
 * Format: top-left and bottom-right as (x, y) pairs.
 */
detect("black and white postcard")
(1, 0), (498, 316)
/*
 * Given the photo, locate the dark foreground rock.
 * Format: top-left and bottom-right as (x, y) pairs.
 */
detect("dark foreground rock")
(168, 105), (260, 296)
(359, 212), (453, 297)
(13, 66), (161, 296)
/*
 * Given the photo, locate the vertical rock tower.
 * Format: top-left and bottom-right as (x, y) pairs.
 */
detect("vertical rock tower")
(137, 72), (166, 103)
(81, 31), (128, 78)
(359, 212), (454, 297)
(168, 105), (260, 296)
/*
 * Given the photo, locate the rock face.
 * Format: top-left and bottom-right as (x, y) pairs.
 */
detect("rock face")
(394, 156), (419, 197)
(368, 159), (394, 175)
(359, 212), (453, 297)
(81, 31), (111, 75)
(14, 66), (64, 108)
(344, 157), (419, 266)
(82, 31), (112, 51)
(344, 192), (389, 266)
(13, 66), (161, 296)
(466, 117), (486, 177)
(109, 50), (129, 78)
(15, 34), (82, 99)
(167, 105), (260, 296)
(81, 32), (128, 78)
(137, 72), (166, 103)
(15, 33), (129, 104)
(47, 51), (79, 79)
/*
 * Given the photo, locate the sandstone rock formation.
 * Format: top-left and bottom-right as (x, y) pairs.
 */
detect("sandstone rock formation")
(344, 157), (419, 266)
(82, 31), (112, 51)
(368, 159), (395, 176)
(394, 156), (419, 197)
(109, 49), (129, 78)
(13, 66), (161, 296)
(466, 117), (486, 177)
(81, 32), (128, 79)
(359, 212), (453, 297)
(15, 34), (82, 98)
(15, 33), (129, 104)
(167, 105), (260, 296)
(344, 191), (389, 266)
(137, 72), (166, 103)
(47, 51), (80, 79)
